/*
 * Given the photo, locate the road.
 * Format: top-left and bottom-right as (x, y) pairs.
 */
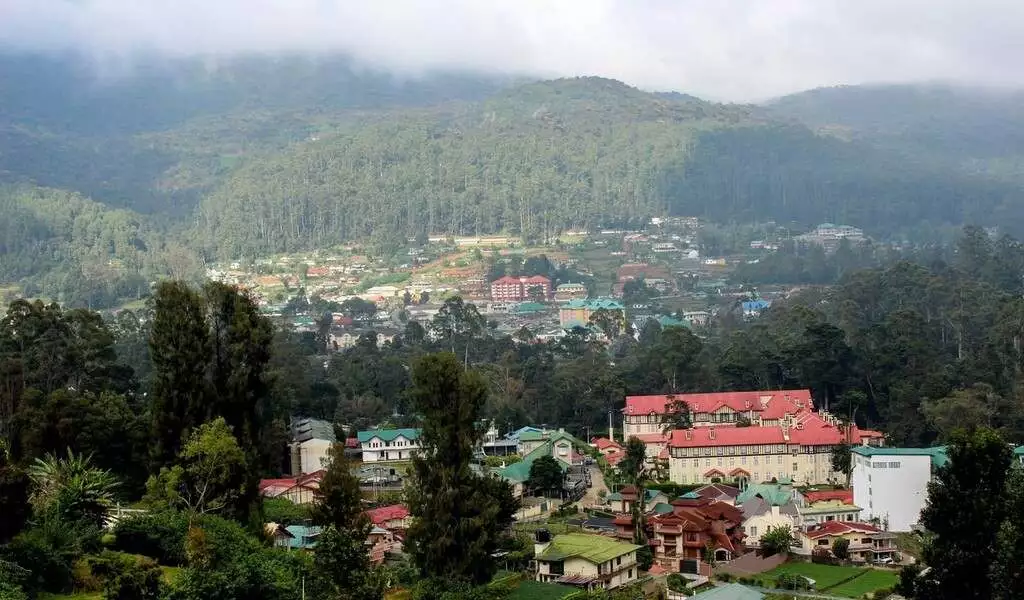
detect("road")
(581, 464), (609, 508)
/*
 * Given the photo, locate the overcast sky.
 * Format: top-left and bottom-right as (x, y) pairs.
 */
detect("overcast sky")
(2, 0), (1022, 101)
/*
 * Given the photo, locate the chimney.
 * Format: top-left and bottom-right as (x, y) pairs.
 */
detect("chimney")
(782, 427), (790, 442)
(534, 528), (552, 557)
(771, 505), (780, 518)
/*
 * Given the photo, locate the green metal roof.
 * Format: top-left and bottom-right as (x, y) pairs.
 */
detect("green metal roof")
(652, 502), (675, 515)
(356, 428), (421, 443)
(536, 533), (640, 565)
(736, 483), (794, 507)
(657, 315), (690, 328)
(562, 298), (624, 310)
(679, 491), (702, 500)
(1014, 445), (1024, 456)
(800, 500), (862, 515)
(852, 446), (949, 469)
(516, 302), (548, 314)
(498, 430), (586, 484)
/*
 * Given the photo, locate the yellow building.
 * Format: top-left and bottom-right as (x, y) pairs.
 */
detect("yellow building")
(559, 298), (625, 330)
(534, 532), (640, 591)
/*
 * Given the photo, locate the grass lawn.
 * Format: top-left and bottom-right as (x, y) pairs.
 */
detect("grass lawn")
(39, 556), (182, 600)
(507, 579), (578, 600)
(827, 569), (899, 598)
(758, 562), (898, 598)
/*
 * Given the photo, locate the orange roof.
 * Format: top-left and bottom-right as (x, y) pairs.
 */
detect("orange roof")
(804, 489), (854, 504)
(631, 433), (669, 444)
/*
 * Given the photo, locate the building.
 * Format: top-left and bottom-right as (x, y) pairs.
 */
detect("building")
(293, 438), (332, 475)
(259, 471), (324, 505)
(366, 504), (412, 531)
(606, 485), (669, 514)
(559, 298), (625, 329)
(648, 493), (746, 574)
(490, 275), (552, 302)
(692, 483), (742, 505)
(690, 583), (765, 600)
(797, 521), (898, 563)
(800, 490), (862, 528)
(357, 428), (422, 462)
(624, 390), (817, 436)
(736, 482), (803, 547)
(555, 283), (588, 302)
(498, 429), (588, 498)
(850, 446), (947, 531)
(533, 531), (641, 591)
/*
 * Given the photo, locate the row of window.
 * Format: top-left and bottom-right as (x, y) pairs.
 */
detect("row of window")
(870, 461), (902, 469)
(364, 439), (418, 449)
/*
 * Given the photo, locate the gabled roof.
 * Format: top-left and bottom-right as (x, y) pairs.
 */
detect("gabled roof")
(691, 583), (765, 600)
(366, 504), (410, 526)
(356, 428), (421, 443)
(625, 390), (813, 416)
(536, 533), (640, 565)
(563, 298), (625, 310)
(736, 483), (797, 507)
(592, 437), (624, 452)
(804, 521), (883, 540)
(694, 484), (741, 501)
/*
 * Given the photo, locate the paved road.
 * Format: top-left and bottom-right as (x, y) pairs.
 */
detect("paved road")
(581, 464), (609, 508)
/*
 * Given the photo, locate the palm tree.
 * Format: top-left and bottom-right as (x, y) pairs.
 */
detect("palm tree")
(28, 449), (119, 527)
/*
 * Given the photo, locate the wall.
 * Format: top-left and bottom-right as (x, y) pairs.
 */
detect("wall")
(851, 453), (931, 531)
(743, 507), (798, 546)
(299, 439), (332, 474)
(669, 448), (839, 486)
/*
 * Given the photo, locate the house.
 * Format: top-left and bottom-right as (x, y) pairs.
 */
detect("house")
(283, 525), (322, 550)
(606, 485), (669, 515)
(648, 493), (746, 574)
(800, 490), (862, 529)
(357, 428), (422, 462)
(559, 298), (625, 330)
(533, 531), (641, 591)
(498, 430), (588, 499)
(692, 483), (741, 505)
(737, 483), (802, 548)
(797, 521), (899, 563)
(366, 504), (412, 531)
(259, 471), (325, 505)
(741, 299), (771, 318)
(367, 526), (395, 564)
(850, 446), (948, 532)
(592, 437), (624, 465)
(265, 522), (294, 548)
(555, 283), (588, 302)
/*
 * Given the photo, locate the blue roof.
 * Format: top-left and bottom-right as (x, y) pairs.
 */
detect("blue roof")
(284, 525), (322, 550)
(742, 300), (771, 311)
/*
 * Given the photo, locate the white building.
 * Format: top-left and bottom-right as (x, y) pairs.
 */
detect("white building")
(357, 428), (422, 462)
(850, 446), (947, 532)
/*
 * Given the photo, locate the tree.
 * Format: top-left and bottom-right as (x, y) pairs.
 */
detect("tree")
(144, 418), (248, 518)
(430, 297), (486, 355)
(618, 437), (647, 483)
(405, 353), (518, 587)
(921, 384), (1002, 440)
(759, 525), (794, 558)
(527, 456), (564, 498)
(588, 308), (623, 339)
(831, 537), (850, 560)
(311, 443), (365, 530)
(0, 443), (29, 542)
(311, 527), (384, 600)
(27, 449), (119, 528)
(991, 464), (1024, 600)
(149, 281), (210, 468)
(660, 395), (693, 433)
(918, 428), (1013, 600)
(830, 442), (852, 486)
(91, 552), (164, 600)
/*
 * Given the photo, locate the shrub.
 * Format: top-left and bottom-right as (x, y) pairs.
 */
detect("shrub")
(775, 572), (810, 591)
(90, 552), (164, 600)
(636, 546), (654, 571)
(72, 556), (104, 593)
(0, 583), (27, 600)
(0, 523), (81, 594)
(666, 573), (686, 592)
(111, 511), (189, 566)
(832, 537), (850, 560)
(717, 572), (734, 582)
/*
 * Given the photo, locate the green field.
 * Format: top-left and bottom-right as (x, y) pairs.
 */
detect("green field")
(507, 579), (578, 600)
(757, 562), (898, 598)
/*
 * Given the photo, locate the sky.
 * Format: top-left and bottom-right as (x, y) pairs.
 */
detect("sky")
(2, 0), (1023, 101)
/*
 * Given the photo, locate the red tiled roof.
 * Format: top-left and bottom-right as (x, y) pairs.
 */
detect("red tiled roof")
(606, 453), (625, 466)
(630, 433), (669, 444)
(804, 489), (854, 504)
(491, 276), (521, 286)
(259, 478), (296, 492)
(592, 437), (624, 451)
(694, 484), (741, 500)
(669, 426), (788, 448)
(345, 437), (360, 448)
(522, 275), (551, 284)
(805, 521), (882, 539)
(704, 469), (726, 477)
(624, 390), (813, 416)
(366, 504), (410, 526)
(728, 468), (750, 477)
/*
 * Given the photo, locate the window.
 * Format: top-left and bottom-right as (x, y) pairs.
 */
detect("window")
(717, 458), (723, 466)
(793, 462), (799, 472)
(749, 526), (757, 537)
(628, 569), (633, 579)
(818, 539), (829, 546)
(741, 457), (747, 465)
(693, 459), (699, 468)
(706, 459), (711, 467)
(549, 561), (564, 575)
(729, 457), (735, 466)
(861, 538), (872, 544)
(777, 456), (783, 465)
(616, 557), (622, 566)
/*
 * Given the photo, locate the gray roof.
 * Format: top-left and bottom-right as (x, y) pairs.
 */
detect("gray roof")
(291, 417), (337, 443)
(740, 496), (799, 520)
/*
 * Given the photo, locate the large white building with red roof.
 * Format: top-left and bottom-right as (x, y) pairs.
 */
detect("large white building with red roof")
(621, 390), (884, 486)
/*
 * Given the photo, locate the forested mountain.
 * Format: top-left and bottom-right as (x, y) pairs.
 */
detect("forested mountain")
(3, 53), (1024, 302)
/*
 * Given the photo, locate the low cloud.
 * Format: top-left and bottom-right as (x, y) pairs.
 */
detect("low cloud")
(2, 0), (1023, 100)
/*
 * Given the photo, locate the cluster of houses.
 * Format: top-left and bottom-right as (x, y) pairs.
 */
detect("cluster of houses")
(265, 389), (1024, 595)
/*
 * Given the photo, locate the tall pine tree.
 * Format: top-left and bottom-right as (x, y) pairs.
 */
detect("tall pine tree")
(405, 353), (518, 587)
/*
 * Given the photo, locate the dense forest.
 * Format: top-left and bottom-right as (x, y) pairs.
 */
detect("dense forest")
(3, 53), (1024, 307)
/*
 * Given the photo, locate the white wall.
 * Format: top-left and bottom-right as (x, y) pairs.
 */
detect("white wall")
(299, 439), (332, 474)
(851, 452), (931, 532)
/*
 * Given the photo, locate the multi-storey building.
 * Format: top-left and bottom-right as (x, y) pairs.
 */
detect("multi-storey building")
(648, 493), (746, 574)
(850, 446), (947, 531)
(559, 298), (626, 329)
(623, 390), (884, 487)
(489, 275), (552, 302)
(534, 532), (641, 591)
(357, 428), (422, 462)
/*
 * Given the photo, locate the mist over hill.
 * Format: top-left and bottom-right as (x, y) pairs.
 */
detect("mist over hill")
(1, 53), (1023, 305)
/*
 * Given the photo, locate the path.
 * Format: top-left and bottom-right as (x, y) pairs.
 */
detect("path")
(745, 586), (849, 600)
(580, 464), (609, 508)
